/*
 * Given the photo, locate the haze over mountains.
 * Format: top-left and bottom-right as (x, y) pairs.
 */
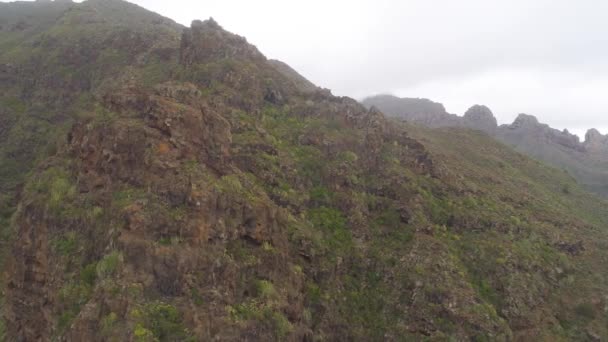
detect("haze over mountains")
(363, 94), (608, 197)
(1, 0), (608, 341)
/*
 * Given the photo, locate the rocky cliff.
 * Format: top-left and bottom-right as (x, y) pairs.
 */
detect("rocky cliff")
(2, 1), (608, 341)
(363, 94), (608, 197)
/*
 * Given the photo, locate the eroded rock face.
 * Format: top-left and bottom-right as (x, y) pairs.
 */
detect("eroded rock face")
(5, 82), (300, 340)
(180, 18), (265, 65)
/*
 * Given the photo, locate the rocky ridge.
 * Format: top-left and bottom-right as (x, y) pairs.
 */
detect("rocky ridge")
(363, 94), (608, 196)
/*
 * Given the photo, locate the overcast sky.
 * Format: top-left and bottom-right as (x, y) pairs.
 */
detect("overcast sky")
(7, 0), (608, 138)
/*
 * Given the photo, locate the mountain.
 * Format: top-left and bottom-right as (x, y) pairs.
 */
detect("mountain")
(363, 94), (608, 197)
(362, 94), (461, 127)
(2, 1), (608, 341)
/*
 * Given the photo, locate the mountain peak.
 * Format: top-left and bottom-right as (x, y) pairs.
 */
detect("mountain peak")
(180, 17), (265, 65)
(585, 128), (602, 140)
(463, 104), (497, 132)
(360, 95), (456, 128)
(585, 128), (608, 147)
(464, 104), (493, 116)
(511, 113), (540, 128)
(191, 17), (221, 30)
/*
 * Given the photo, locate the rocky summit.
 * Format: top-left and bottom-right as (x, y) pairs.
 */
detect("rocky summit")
(364, 94), (608, 197)
(2, 1), (608, 341)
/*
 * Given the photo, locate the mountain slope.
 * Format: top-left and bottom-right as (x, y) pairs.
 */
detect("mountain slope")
(363, 94), (608, 197)
(2, 1), (608, 341)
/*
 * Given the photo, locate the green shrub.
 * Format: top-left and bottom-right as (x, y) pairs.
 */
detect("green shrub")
(58, 311), (76, 332)
(338, 151), (359, 163)
(191, 288), (204, 306)
(91, 206), (104, 218)
(227, 303), (292, 338)
(96, 251), (122, 279)
(309, 186), (333, 206)
(144, 302), (192, 341)
(214, 174), (257, 202)
(255, 280), (277, 299)
(112, 188), (146, 208)
(1, 97), (26, 113)
(49, 176), (74, 209)
(101, 312), (118, 333)
(53, 232), (78, 256)
(57, 282), (93, 332)
(263, 309), (292, 338)
(131, 302), (193, 340)
(307, 207), (352, 252)
(218, 175), (243, 194)
(306, 283), (322, 304)
(133, 324), (155, 341)
(375, 208), (401, 228)
(228, 302), (260, 321)
(475, 279), (500, 308)
(80, 263), (97, 287)
(25, 167), (75, 211)
(574, 303), (595, 320)
(426, 196), (451, 225)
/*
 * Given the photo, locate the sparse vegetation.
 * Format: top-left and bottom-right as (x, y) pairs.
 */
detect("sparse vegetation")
(307, 206), (352, 253)
(255, 279), (277, 299)
(96, 251), (122, 279)
(53, 232), (79, 256)
(133, 302), (193, 341)
(100, 312), (118, 334)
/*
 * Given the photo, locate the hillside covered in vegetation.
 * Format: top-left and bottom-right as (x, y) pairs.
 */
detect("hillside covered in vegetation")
(2, 1), (608, 341)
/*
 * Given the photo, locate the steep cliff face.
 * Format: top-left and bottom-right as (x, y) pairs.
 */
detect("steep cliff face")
(364, 95), (608, 197)
(3, 1), (608, 341)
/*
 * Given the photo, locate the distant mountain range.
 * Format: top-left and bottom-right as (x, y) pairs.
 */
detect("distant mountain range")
(363, 94), (608, 196)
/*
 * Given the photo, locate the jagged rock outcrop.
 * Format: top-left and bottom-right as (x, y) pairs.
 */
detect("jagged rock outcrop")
(501, 114), (584, 151)
(180, 18), (265, 65)
(585, 129), (608, 151)
(509, 113), (540, 129)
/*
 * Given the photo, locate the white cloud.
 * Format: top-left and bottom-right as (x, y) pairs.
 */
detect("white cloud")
(392, 67), (608, 137)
